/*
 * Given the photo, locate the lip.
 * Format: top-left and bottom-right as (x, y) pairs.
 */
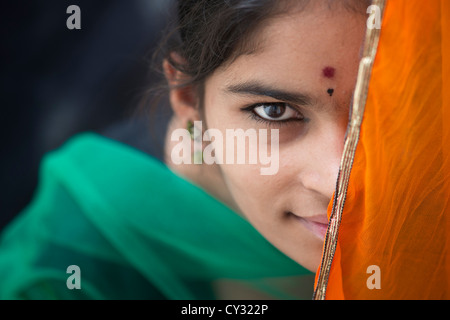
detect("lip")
(290, 212), (329, 239)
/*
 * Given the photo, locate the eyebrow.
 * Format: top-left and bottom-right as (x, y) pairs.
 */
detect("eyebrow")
(225, 81), (313, 106)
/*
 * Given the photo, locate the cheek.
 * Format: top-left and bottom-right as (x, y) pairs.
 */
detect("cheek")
(201, 96), (272, 219)
(219, 163), (277, 223)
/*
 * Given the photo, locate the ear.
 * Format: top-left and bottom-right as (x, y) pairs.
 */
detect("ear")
(163, 54), (200, 123)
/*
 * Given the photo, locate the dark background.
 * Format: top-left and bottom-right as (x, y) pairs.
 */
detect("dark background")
(1, 1), (175, 231)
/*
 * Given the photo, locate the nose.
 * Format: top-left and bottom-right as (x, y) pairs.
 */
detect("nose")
(298, 120), (345, 202)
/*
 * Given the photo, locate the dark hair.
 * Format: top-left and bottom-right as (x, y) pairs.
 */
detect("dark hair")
(165, 0), (295, 89)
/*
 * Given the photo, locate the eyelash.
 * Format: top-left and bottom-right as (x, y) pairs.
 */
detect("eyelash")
(240, 102), (305, 127)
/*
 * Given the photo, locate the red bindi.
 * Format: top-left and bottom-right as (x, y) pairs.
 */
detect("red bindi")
(322, 67), (335, 78)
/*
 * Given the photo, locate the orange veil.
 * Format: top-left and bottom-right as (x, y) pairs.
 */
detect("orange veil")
(314, 0), (450, 299)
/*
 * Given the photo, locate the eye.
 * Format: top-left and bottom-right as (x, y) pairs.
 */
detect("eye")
(252, 103), (302, 121)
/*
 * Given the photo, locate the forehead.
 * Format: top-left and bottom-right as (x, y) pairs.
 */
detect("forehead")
(218, 2), (364, 66)
(211, 5), (365, 90)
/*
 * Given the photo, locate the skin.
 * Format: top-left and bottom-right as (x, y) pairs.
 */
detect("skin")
(164, 1), (366, 272)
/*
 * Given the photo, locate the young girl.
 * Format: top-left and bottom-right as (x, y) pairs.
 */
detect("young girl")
(162, 0), (367, 272)
(0, 0), (370, 299)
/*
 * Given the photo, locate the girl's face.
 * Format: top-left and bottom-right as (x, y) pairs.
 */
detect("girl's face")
(201, 3), (366, 271)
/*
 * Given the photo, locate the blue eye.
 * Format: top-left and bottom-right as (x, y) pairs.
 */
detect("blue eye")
(251, 103), (303, 121)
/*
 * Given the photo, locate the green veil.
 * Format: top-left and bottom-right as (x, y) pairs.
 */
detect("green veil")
(0, 133), (312, 299)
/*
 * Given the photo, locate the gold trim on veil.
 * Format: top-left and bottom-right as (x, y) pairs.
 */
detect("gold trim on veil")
(313, 0), (387, 300)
